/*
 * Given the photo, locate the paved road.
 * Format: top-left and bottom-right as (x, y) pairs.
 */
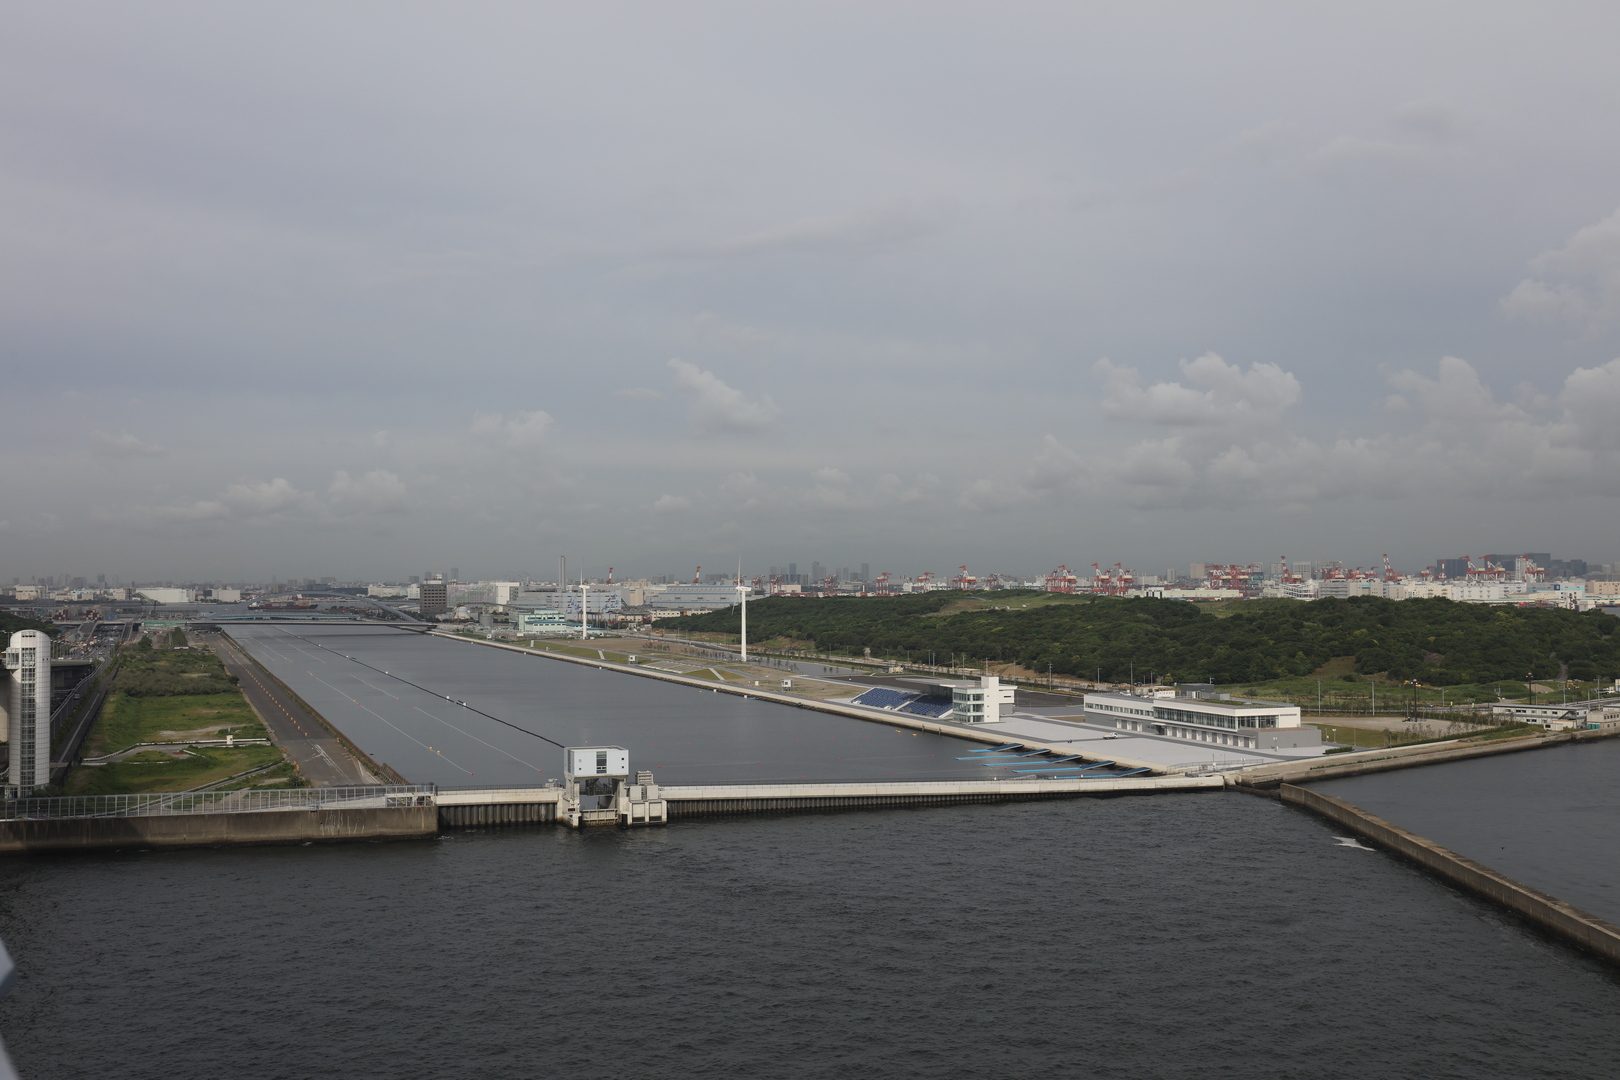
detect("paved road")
(210, 638), (380, 787)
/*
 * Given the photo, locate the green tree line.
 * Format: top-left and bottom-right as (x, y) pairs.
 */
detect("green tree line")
(666, 593), (1620, 686)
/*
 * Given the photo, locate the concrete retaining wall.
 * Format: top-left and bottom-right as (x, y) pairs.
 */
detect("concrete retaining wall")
(1281, 784), (1620, 968)
(0, 806), (437, 855)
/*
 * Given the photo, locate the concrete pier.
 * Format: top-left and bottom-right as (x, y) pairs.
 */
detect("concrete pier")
(1281, 783), (1620, 969)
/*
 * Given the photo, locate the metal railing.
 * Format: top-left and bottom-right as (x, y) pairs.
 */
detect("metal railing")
(1, 784), (435, 821)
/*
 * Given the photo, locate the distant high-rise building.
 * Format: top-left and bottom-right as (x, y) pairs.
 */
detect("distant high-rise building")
(450, 567), (460, 583)
(860, 563), (870, 584)
(4, 630), (52, 793)
(420, 580), (449, 617)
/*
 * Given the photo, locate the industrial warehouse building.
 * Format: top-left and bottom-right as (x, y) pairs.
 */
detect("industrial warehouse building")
(1083, 689), (1320, 751)
(1490, 698), (1620, 731)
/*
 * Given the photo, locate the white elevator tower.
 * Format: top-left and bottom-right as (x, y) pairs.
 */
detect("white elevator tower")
(4, 630), (53, 793)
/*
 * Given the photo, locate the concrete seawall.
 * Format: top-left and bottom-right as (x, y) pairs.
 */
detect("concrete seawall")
(437, 787), (559, 827)
(430, 776), (1221, 828)
(433, 631), (1169, 774)
(1280, 784), (1620, 968)
(662, 775), (1220, 817)
(0, 806), (437, 855)
(1237, 724), (1620, 787)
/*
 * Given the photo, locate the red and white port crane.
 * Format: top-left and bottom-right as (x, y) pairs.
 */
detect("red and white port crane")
(1045, 564), (1079, 593)
(952, 564), (978, 590)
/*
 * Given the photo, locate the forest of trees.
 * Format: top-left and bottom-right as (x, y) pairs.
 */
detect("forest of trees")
(0, 610), (52, 639)
(666, 593), (1620, 687)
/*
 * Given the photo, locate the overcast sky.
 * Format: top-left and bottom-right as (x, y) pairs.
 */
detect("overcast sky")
(6, 2), (1620, 583)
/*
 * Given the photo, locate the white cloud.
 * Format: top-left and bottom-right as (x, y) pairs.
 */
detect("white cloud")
(470, 409), (553, 449)
(221, 477), (305, 516)
(328, 469), (409, 514)
(667, 358), (780, 433)
(652, 493), (692, 515)
(1095, 353), (1302, 426)
(90, 430), (165, 458)
(1502, 207), (1620, 334)
(988, 355), (1620, 513)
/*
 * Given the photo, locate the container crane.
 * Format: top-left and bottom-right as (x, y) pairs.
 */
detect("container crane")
(952, 564), (978, 590)
(1045, 565), (1078, 593)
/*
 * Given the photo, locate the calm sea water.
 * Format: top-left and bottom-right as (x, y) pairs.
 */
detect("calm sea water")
(1315, 737), (1620, 924)
(4, 794), (1619, 1079)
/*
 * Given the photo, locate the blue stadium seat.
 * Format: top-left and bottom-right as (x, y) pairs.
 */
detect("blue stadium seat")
(852, 687), (920, 710)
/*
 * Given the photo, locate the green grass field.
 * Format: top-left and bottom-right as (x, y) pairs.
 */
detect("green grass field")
(86, 691), (264, 755)
(67, 643), (287, 795)
(66, 745), (285, 796)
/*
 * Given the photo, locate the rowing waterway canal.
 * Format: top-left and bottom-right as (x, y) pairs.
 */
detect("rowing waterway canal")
(225, 625), (997, 785)
(3, 795), (1618, 1079)
(1314, 736), (1620, 925)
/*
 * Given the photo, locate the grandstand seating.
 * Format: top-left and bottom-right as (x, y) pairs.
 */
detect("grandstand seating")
(852, 687), (919, 710)
(898, 696), (955, 719)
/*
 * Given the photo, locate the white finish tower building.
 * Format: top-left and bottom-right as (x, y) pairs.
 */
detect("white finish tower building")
(4, 630), (52, 793)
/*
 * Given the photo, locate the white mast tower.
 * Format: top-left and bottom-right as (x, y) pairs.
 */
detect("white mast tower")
(580, 574), (590, 640)
(735, 560), (750, 662)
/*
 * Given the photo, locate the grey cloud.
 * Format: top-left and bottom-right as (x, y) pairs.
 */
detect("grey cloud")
(90, 430), (164, 458)
(470, 410), (553, 449)
(1096, 354), (1302, 427)
(328, 469), (408, 515)
(667, 358), (780, 433)
(651, 494), (692, 515)
(667, 205), (933, 261)
(1502, 208), (1620, 335)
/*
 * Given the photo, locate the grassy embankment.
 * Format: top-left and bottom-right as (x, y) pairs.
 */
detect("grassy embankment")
(66, 636), (299, 796)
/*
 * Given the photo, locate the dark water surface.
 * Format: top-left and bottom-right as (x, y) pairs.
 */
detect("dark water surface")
(1315, 738), (1620, 925)
(4, 795), (1618, 1079)
(227, 625), (985, 786)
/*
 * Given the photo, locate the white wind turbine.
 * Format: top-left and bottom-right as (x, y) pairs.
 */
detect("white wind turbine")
(735, 559), (750, 662)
